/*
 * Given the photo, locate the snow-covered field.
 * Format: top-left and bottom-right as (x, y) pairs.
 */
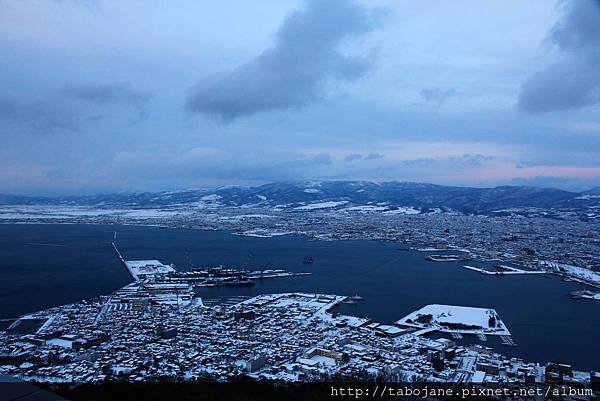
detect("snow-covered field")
(294, 201), (349, 210)
(383, 206), (420, 215)
(396, 304), (510, 336)
(343, 205), (389, 212)
(200, 194), (222, 201)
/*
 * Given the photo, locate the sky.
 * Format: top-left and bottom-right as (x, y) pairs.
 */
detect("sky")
(1, 0), (600, 195)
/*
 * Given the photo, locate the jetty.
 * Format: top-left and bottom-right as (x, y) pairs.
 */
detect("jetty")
(462, 265), (547, 276)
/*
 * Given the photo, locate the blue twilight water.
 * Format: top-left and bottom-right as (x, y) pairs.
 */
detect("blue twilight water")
(0, 224), (598, 371)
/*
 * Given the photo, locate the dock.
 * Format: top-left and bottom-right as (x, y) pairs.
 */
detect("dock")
(462, 265), (547, 276)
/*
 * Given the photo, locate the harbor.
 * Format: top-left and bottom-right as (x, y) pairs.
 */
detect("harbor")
(112, 237), (312, 289)
(1, 224), (599, 371)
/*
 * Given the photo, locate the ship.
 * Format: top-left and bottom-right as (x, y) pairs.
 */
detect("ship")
(302, 256), (314, 264)
(221, 279), (255, 287)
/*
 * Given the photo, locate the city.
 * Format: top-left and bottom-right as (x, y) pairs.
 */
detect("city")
(2, 0), (600, 399)
(1, 211), (599, 395)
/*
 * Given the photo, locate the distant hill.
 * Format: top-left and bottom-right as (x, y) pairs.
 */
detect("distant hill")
(1, 181), (599, 217)
(582, 186), (600, 195)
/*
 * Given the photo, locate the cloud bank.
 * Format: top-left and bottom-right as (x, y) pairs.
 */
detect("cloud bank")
(0, 82), (151, 134)
(63, 82), (152, 105)
(0, 95), (79, 134)
(185, 0), (382, 121)
(518, 0), (600, 113)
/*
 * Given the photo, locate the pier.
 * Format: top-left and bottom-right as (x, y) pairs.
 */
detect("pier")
(112, 242), (136, 281)
(462, 265), (547, 276)
(111, 238), (311, 287)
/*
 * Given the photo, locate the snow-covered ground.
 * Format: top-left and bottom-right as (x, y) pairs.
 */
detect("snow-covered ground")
(383, 206), (420, 215)
(122, 209), (181, 218)
(396, 304), (510, 336)
(200, 194), (222, 201)
(0, 205), (182, 219)
(343, 205), (389, 212)
(294, 201), (349, 210)
(540, 261), (600, 286)
(125, 260), (175, 281)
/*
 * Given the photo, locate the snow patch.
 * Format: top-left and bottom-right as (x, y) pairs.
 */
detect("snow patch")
(200, 194), (222, 201)
(344, 205), (388, 212)
(294, 201), (349, 210)
(383, 206), (420, 215)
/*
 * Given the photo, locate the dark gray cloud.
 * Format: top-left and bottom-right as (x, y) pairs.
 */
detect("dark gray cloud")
(312, 153), (333, 165)
(0, 82), (151, 134)
(344, 153), (363, 162)
(185, 0), (382, 121)
(518, 0), (600, 113)
(63, 82), (151, 105)
(402, 154), (491, 167)
(364, 152), (384, 160)
(343, 152), (383, 162)
(420, 87), (456, 106)
(403, 158), (435, 167)
(550, 0), (600, 50)
(450, 153), (492, 166)
(0, 95), (79, 134)
(63, 82), (152, 125)
(519, 59), (600, 112)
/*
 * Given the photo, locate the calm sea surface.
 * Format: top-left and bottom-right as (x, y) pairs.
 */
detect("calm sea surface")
(0, 224), (598, 370)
